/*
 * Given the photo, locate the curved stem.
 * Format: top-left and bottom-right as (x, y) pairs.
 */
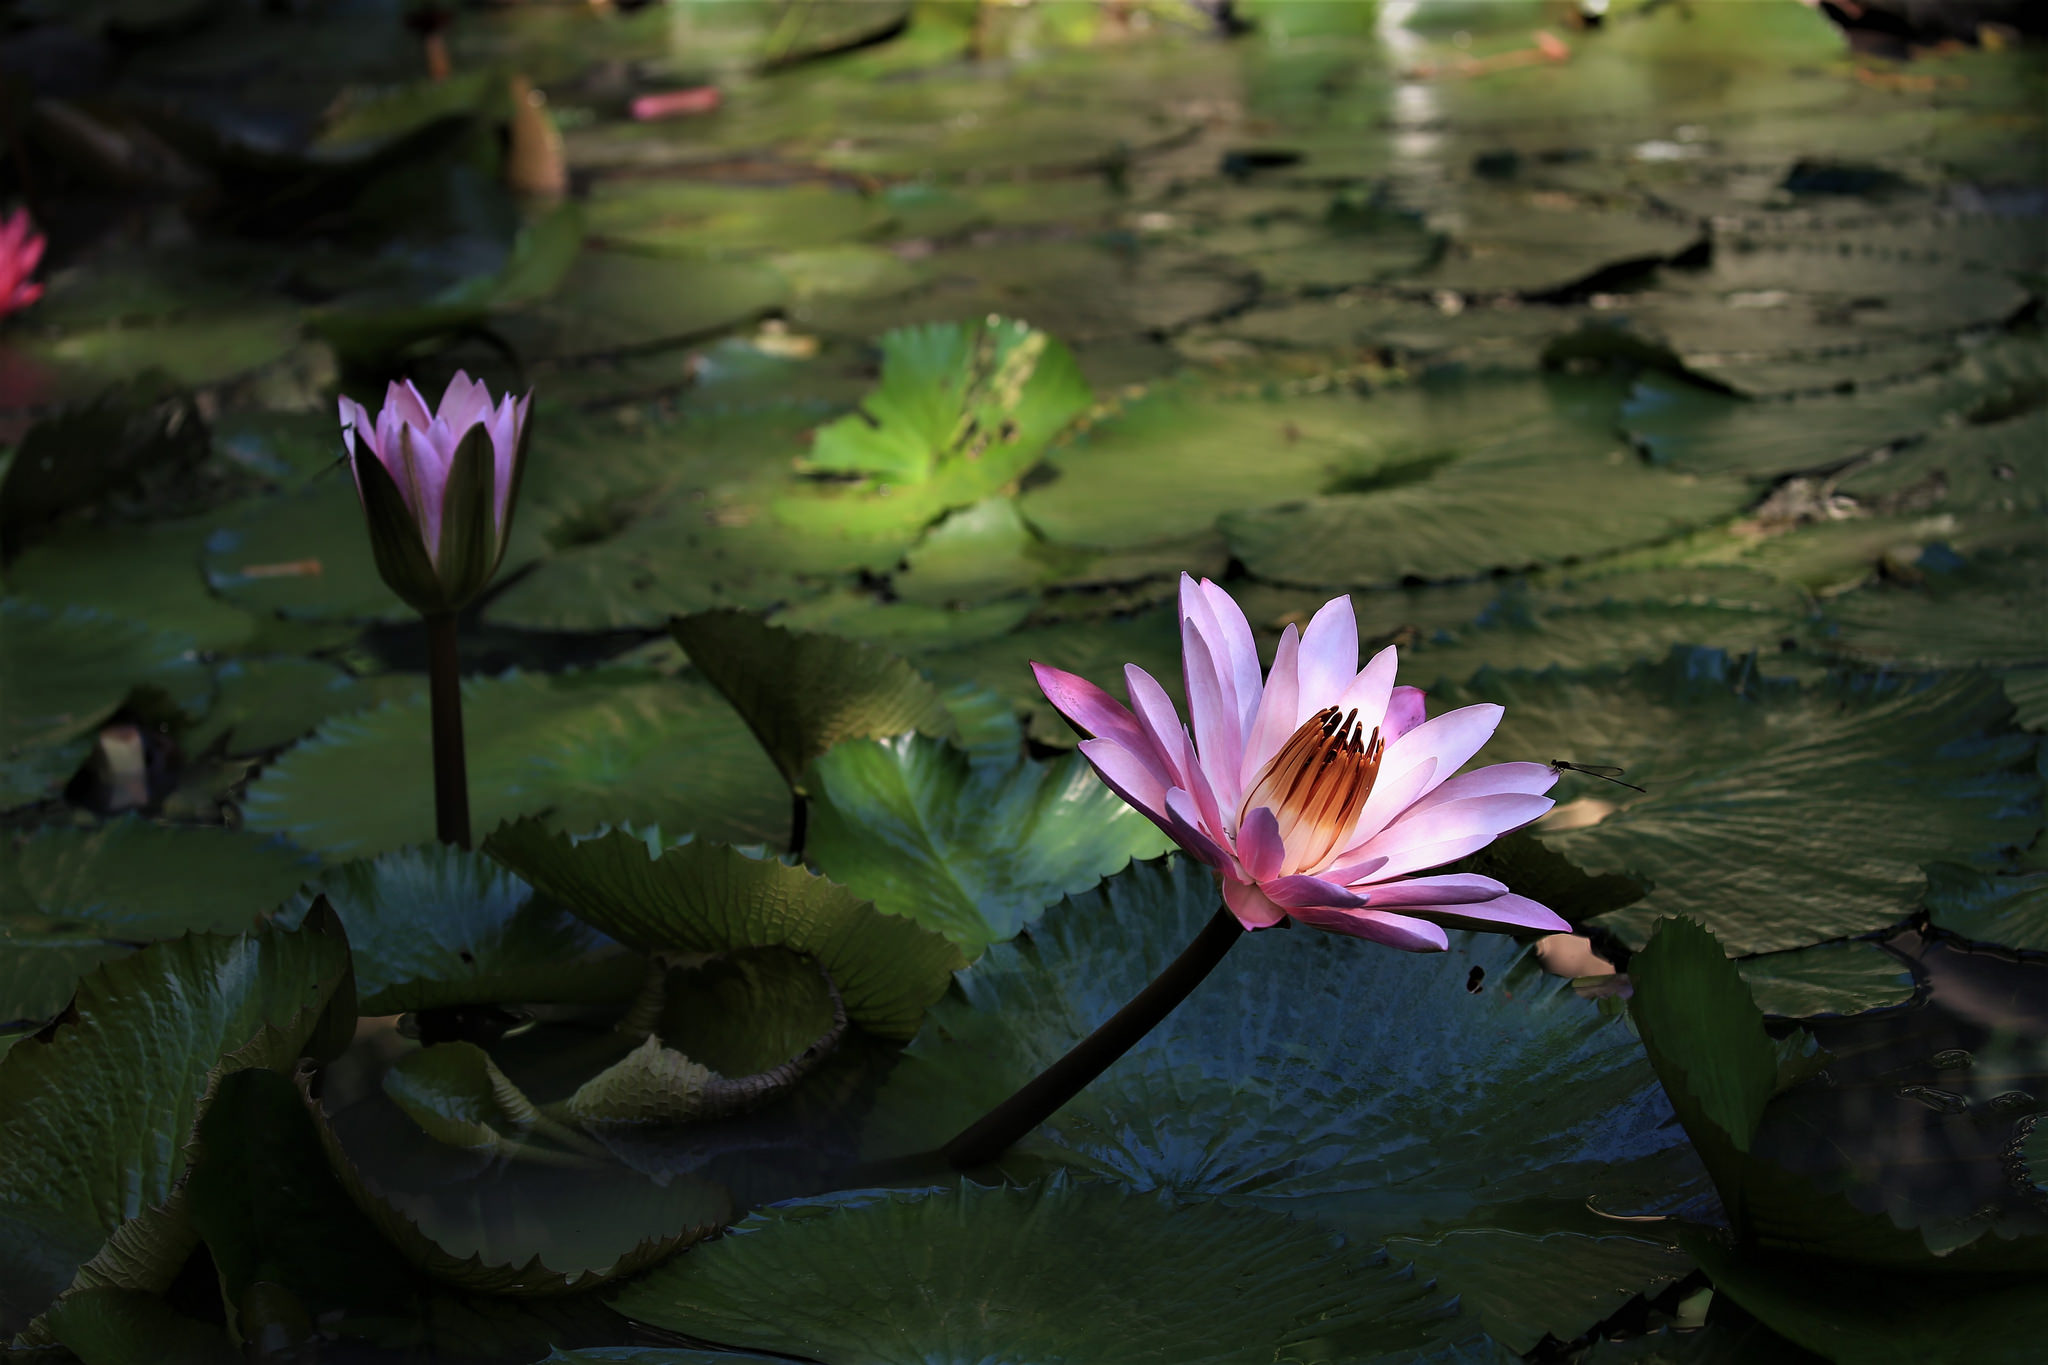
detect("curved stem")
(425, 612), (471, 849)
(943, 905), (1244, 1170)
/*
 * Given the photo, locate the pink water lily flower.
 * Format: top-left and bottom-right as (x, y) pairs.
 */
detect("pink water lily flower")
(0, 209), (47, 319)
(1034, 575), (1570, 953)
(338, 372), (531, 615)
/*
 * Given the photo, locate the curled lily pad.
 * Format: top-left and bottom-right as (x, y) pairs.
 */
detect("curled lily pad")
(483, 820), (963, 1042)
(805, 733), (1172, 954)
(0, 906), (353, 1340)
(669, 610), (956, 793)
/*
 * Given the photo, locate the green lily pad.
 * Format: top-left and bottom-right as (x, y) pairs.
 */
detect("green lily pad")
(1419, 188), (1701, 298)
(5, 517), (258, 653)
(1735, 941), (1917, 1019)
(1833, 409), (2048, 517)
(866, 857), (1702, 1243)
(586, 181), (889, 256)
(43, 1288), (237, 1365)
(510, 249), (788, 361)
(805, 733), (1171, 954)
(609, 1176), (1463, 1365)
(483, 820), (963, 1042)
(669, 611), (956, 793)
(3, 312), (310, 408)
(1386, 1229), (1694, 1355)
(1922, 862), (2048, 953)
(1812, 544), (2048, 670)
(202, 477), (413, 624)
(285, 844), (643, 1014)
(0, 907), (352, 1339)
(187, 657), (422, 757)
(244, 669), (787, 860)
(0, 817), (317, 1025)
(0, 599), (209, 810)
(1442, 650), (2043, 954)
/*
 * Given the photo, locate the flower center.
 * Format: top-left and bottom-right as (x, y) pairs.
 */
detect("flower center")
(1239, 705), (1384, 875)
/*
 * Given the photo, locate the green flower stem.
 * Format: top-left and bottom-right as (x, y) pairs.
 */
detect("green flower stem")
(425, 611), (471, 850)
(943, 904), (1244, 1170)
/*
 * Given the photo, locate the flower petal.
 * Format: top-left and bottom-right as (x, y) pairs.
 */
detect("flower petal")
(1181, 615), (1244, 810)
(338, 396), (379, 462)
(1221, 876), (1288, 930)
(1261, 874), (1373, 911)
(1398, 761), (1559, 823)
(1198, 577), (1264, 738)
(1237, 806), (1286, 882)
(1125, 664), (1198, 791)
(1295, 594), (1358, 720)
(1034, 662), (1170, 784)
(1349, 792), (1556, 880)
(1379, 702), (1505, 799)
(1404, 893), (1571, 936)
(1077, 738), (1169, 826)
(1352, 873), (1508, 907)
(436, 370), (493, 432)
(386, 379), (433, 432)
(1287, 905), (1450, 952)
(1240, 623), (1300, 788)
(1334, 756), (1439, 863)
(1384, 686), (1428, 741)
(1164, 787), (1234, 872)
(1336, 644), (1399, 735)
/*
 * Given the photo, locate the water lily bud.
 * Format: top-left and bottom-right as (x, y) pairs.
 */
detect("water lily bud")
(506, 76), (567, 199)
(337, 372), (531, 616)
(0, 208), (47, 320)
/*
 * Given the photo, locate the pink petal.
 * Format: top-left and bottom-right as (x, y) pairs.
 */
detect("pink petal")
(1181, 616), (1244, 810)
(1384, 686), (1428, 741)
(1222, 876), (1288, 930)
(1335, 756), (1439, 862)
(1295, 594), (1358, 720)
(1078, 738), (1169, 826)
(338, 396), (380, 461)
(631, 86), (721, 120)
(1164, 787), (1234, 872)
(1287, 905), (1450, 952)
(1125, 664), (1197, 791)
(1398, 762), (1559, 824)
(1262, 874), (1373, 911)
(1321, 852), (1388, 884)
(1350, 873), (1507, 907)
(1240, 623), (1301, 789)
(1349, 793), (1556, 880)
(436, 370), (492, 432)
(1379, 702), (1505, 800)
(1035, 663), (1170, 785)
(1406, 892), (1570, 935)
(1237, 806), (1286, 882)
(1197, 577), (1264, 738)
(1336, 644), (1399, 736)
(386, 379), (433, 432)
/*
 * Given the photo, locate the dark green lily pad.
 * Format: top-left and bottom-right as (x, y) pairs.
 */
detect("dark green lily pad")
(6, 517), (258, 653)
(43, 1287), (237, 1365)
(0, 907), (352, 1339)
(805, 733), (1171, 954)
(1922, 862), (2048, 953)
(1443, 650), (2043, 954)
(609, 1176), (1463, 1365)
(866, 857), (1703, 1243)
(1, 817), (317, 1025)
(187, 657), (421, 756)
(1735, 941), (1917, 1020)
(284, 844), (643, 1014)
(669, 611), (956, 792)
(1811, 544), (2048, 671)
(483, 820), (963, 1042)
(244, 670), (787, 860)
(511, 249), (788, 361)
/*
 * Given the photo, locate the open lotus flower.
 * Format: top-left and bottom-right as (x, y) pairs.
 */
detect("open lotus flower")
(339, 372), (531, 616)
(0, 208), (47, 319)
(1033, 575), (1570, 952)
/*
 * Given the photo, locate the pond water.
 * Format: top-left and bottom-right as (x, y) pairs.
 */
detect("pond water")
(0, 2), (2044, 1363)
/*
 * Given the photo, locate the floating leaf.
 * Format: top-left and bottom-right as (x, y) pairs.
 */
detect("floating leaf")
(1735, 940), (1916, 1019)
(1445, 650), (2042, 954)
(484, 821), (963, 1041)
(42, 1288), (237, 1365)
(609, 1176), (1462, 1365)
(187, 657), (422, 756)
(244, 670), (787, 860)
(285, 845), (643, 1014)
(1922, 862), (2048, 953)
(866, 857), (1702, 1243)
(805, 733), (1172, 953)
(0, 908), (352, 1339)
(669, 611), (956, 792)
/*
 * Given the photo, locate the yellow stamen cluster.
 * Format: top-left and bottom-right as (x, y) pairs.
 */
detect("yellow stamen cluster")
(1239, 705), (1384, 875)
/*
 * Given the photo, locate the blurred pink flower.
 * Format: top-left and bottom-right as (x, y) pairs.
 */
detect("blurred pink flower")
(1034, 574), (1569, 952)
(0, 209), (47, 319)
(338, 371), (531, 614)
(631, 87), (721, 121)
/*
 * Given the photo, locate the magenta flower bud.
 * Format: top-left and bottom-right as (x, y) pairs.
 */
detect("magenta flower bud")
(1034, 574), (1573, 953)
(0, 208), (47, 320)
(338, 372), (532, 616)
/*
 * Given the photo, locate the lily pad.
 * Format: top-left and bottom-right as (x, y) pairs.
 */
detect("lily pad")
(865, 857), (1703, 1243)
(1922, 863), (2048, 953)
(1443, 650), (2043, 954)
(1735, 941), (1917, 1020)
(483, 820), (963, 1042)
(805, 733), (1172, 954)
(5, 517), (258, 653)
(669, 611), (956, 793)
(1, 817), (317, 1025)
(187, 657), (422, 756)
(1811, 544), (2048, 671)
(511, 249), (788, 361)
(609, 1175), (1463, 1365)
(285, 844), (643, 1014)
(0, 907), (352, 1339)
(244, 669), (788, 860)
